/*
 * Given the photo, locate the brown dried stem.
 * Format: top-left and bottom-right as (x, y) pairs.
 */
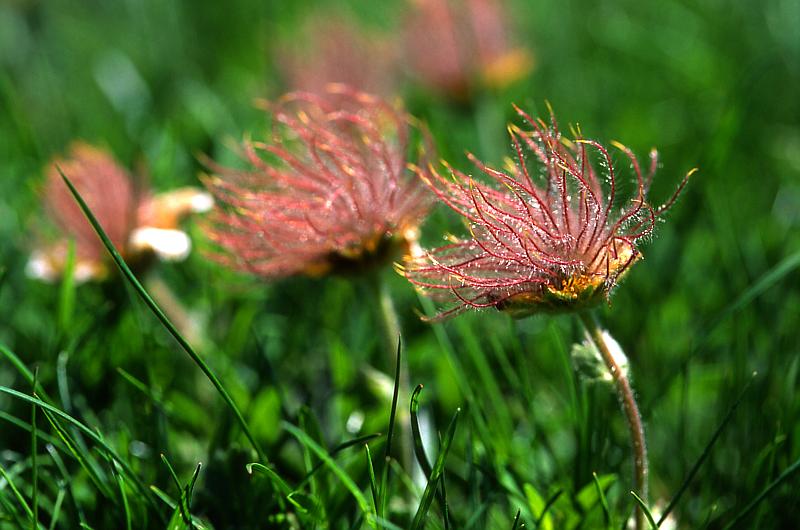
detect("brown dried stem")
(578, 311), (648, 530)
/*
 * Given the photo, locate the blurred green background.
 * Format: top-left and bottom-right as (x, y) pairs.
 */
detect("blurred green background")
(1, 0), (799, 528)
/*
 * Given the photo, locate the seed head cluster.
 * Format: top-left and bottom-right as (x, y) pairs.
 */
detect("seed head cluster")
(404, 0), (533, 99)
(28, 143), (212, 282)
(203, 85), (433, 278)
(403, 106), (692, 319)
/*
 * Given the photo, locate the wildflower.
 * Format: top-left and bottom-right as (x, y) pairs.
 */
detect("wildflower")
(278, 14), (397, 97)
(404, 105), (693, 319)
(27, 143), (213, 282)
(403, 0), (534, 100)
(202, 85), (433, 279)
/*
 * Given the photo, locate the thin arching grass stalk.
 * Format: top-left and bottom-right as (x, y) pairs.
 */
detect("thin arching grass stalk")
(578, 312), (648, 530)
(58, 169), (266, 462)
(369, 273), (413, 475)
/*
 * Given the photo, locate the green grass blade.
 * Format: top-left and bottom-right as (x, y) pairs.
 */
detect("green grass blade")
(295, 433), (382, 492)
(0, 344), (54, 404)
(0, 480), (29, 529)
(46, 445), (90, 526)
(246, 463), (292, 496)
(31, 372), (39, 530)
(57, 239), (76, 335)
(410, 408), (460, 530)
(379, 336), (402, 519)
(161, 455), (194, 529)
(410, 384), (433, 479)
(110, 461), (132, 530)
(410, 384), (451, 528)
(649, 249), (800, 408)
(40, 408), (115, 501)
(533, 489), (562, 529)
(630, 491), (658, 529)
(0, 462), (33, 520)
(245, 463), (289, 513)
(365, 445), (379, 516)
(116, 368), (171, 415)
(48, 488), (66, 530)
(283, 421), (376, 527)
(58, 168), (266, 461)
(511, 509), (521, 530)
(659, 372), (755, 526)
(0, 411), (65, 452)
(721, 455), (800, 530)
(0, 386), (161, 518)
(592, 472), (613, 529)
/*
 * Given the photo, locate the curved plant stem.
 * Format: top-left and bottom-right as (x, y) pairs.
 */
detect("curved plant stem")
(578, 312), (648, 530)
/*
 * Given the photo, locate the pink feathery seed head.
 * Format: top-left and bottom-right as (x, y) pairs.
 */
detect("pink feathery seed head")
(404, 104), (695, 320)
(203, 84), (435, 279)
(403, 0), (534, 100)
(28, 143), (213, 282)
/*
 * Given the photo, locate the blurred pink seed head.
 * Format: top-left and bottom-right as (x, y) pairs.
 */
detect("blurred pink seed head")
(278, 14), (397, 98)
(404, 105), (694, 319)
(27, 143), (213, 282)
(404, 0), (534, 100)
(203, 85), (434, 279)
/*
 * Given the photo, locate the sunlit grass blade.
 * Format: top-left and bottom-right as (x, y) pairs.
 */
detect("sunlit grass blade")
(721, 455), (800, 530)
(659, 372), (756, 525)
(283, 421), (376, 527)
(57, 239), (76, 335)
(246, 463), (292, 496)
(365, 445), (379, 516)
(533, 489), (562, 529)
(58, 168), (266, 461)
(410, 408), (460, 530)
(629, 491), (658, 529)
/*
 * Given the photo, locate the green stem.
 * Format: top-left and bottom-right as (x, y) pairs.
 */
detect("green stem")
(578, 312), (648, 530)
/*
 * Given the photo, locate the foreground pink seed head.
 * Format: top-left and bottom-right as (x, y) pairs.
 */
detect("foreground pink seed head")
(404, 0), (534, 100)
(203, 85), (434, 279)
(403, 105), (694, 319)
(27, 143), (213, 282)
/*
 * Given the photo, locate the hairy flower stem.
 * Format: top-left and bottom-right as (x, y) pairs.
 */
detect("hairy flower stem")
(369, 273), (413, 473)
(578, 312), (648, 530)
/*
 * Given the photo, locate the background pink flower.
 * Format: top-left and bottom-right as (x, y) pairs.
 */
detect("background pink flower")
(28, 143), (213, 282)
(403, 0), (534, 99)
(203, 85), (433, 279)
(277, 14), (398, 98)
